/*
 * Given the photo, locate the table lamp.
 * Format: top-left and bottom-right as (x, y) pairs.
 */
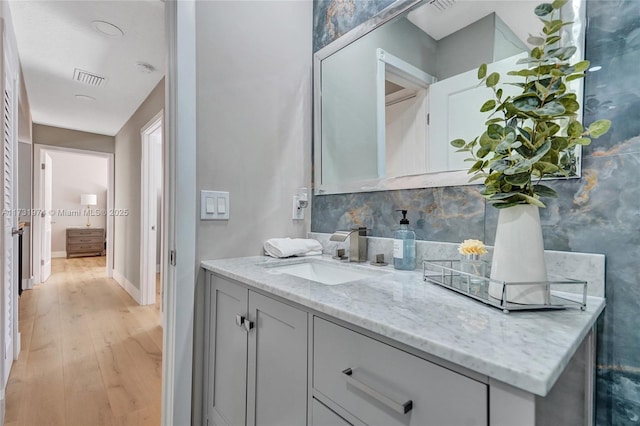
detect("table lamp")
(80, 194), (97, 227)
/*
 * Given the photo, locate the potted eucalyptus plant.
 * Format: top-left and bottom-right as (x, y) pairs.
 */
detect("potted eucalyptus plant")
(451, 0), (611, 304)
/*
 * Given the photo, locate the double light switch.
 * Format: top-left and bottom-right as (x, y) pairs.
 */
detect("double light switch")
(201, 190), (229, 220)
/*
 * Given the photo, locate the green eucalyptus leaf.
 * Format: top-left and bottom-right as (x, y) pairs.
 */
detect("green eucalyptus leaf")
(485, 117), (503, 125)
(527, 35), (546, 46)
(535, 162), (560, 174)
(480, 100), (497, 112)
(548, 46), (577, 60)
(566, 74), (586, 82)
(573, 60), (590, 72)
(468, 174), (488, 183)
(512, 94), (540, 112)
(535, 81), (550, 95)
(552, 0), (569, 9)
(493, 201), (526, 209)
(576, 137), (591, 146)
(533, 184), (558, 198)
(531, 47), (545, 59)
(478, 63), (487, 79)
(487, 124), (504, 139)
(545, 35), (561, 45)
(550, 137), (569, 150)
(477, 146), (492, 158)
(558, 97), (580, 113)
(533, 102), (566, 116)
(568, 121), (583, 137)
(518, 194), (546, 208)
(486, 72), (500, 88)
(588, 119), (612, 138)
(489, 158), (510, 172)
(450, 139), (466, 148)
(468, 160), (485, 174)
(504, 172), (530, 186)
(496, 88), (503, 100)
(535, 3), (554, 16)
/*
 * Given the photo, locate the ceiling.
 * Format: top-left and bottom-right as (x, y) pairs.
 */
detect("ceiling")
(9, 0), (165, 136)
(408, 0), (541, 44)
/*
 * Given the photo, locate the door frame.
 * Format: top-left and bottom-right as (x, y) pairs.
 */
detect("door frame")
(162, 0), (197, 424)
(32, 144), (115, 284)
(140, 110), (163, 306)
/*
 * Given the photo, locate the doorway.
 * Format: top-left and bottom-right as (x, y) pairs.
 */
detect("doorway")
(140, 111), (163, 308)
(32, 145), (115, 285)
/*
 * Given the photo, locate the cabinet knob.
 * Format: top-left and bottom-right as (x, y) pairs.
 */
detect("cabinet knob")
(244, 319), (254, 332)
(235, 314), (245, 327)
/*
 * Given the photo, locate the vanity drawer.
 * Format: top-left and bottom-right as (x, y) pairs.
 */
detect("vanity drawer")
(313, 317), (487, 426)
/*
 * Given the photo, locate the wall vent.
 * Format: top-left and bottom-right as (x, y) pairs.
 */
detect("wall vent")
(428, 0), (456, 12)
(72, 68), (107, 87)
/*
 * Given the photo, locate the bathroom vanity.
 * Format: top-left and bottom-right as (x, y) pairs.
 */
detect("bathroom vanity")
(201, 256), (604, 426)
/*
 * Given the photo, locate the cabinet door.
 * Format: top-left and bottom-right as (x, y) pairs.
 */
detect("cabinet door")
(208, 276), (249, 426)
(246, 291), (308, 426)
(312, 398), (353, 426)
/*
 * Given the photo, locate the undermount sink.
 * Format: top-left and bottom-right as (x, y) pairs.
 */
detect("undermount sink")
(267, 259), (382, 285)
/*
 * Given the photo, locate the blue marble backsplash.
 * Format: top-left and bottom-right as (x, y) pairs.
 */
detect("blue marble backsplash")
(311, 0), (640, 423)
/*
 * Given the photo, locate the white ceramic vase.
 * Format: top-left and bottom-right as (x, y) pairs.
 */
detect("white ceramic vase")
(488, 204), (549, 305)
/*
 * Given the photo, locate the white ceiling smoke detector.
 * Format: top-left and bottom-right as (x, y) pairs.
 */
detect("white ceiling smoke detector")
(91, 20), (124, 38)
(136, 62), (156, 74)
(75, 94), (96, 101)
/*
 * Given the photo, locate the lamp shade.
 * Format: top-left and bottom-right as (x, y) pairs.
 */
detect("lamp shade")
(80, 194), (97, 206)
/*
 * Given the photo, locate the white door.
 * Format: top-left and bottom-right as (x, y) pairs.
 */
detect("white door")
(40, 152), (52, 282)
(1, 37), (18, 387)
(141, 114), (162, 306)
(429, 52), (527, 172)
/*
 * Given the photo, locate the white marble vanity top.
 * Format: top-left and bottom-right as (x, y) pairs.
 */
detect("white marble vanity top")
(200, 255), (605, 397)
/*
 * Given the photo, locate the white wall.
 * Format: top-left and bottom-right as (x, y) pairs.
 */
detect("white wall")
(192, 1), (312, 423)
(195, 1), (312, 260)
(114, 79), (164, 290)
(47, 150), (108, 255)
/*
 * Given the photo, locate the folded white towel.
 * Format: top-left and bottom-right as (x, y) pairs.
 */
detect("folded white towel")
(263, 238), (323, 258)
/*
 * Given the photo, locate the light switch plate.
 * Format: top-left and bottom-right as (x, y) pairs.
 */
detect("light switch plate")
(201, 190), (229, 220)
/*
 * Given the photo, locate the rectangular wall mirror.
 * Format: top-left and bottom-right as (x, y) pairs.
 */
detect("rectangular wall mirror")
(314, 0), (586, 195)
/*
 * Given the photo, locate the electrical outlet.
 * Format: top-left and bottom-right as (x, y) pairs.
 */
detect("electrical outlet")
(292, 196), (304, 220)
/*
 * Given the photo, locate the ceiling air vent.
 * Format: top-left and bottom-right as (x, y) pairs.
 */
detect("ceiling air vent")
(428, 0), (456, 12)
(72, 68), (107, 88)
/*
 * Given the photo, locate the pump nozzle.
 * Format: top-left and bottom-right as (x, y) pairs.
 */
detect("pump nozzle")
(395, 209), (409, 225)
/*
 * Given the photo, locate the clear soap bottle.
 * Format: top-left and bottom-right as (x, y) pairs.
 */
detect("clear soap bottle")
(393, 209), (416, 270)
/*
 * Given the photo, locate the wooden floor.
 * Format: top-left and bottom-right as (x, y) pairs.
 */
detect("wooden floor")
(4, 257), (163, 426)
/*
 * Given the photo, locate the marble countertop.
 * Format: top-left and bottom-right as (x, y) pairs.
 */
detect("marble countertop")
(200, 255), (605, 396)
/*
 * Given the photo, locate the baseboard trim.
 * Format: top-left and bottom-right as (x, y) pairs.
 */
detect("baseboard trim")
(22, 277), (33, 290)
(52, 251), (67, 258)
(112, 269), (141, 304)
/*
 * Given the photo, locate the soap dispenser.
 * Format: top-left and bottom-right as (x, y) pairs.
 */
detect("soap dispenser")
(393, 209), (416, 270)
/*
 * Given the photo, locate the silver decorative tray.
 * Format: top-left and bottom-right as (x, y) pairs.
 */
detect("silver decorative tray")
(423, 260), (588, 313)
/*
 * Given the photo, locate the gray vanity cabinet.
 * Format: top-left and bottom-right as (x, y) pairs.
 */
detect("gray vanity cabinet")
(312, 398), (353, 426)
(206, 274), (308, 426)
(313, 317), (488, 426)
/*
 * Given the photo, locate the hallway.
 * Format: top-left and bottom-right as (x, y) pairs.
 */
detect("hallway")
(4, 257), (162, 426)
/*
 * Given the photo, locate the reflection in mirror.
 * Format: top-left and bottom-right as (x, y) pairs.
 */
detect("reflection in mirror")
(315, 0), (585, 195)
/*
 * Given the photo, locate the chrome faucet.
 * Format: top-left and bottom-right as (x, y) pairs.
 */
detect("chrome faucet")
(330, 227), (367, 262)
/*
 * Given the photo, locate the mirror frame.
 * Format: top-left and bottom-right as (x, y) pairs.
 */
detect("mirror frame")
(313, 0), (586, 195)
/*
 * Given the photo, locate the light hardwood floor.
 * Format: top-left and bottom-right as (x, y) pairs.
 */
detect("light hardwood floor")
(4, 257), (162, 426)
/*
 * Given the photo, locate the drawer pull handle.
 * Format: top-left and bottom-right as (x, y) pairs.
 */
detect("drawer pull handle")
(342, 368), (413, 415)
(235, 314), (245, 327)
(244, 319), (254, 332)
